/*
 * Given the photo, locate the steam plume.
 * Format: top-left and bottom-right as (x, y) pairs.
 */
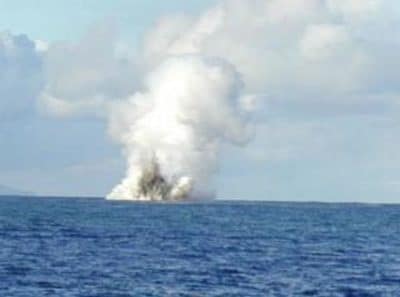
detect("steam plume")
(107, 56), (251, 201)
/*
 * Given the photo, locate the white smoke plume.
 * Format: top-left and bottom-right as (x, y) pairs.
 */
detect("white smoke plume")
(35, 0), (398, 200)
(107, 56), (252, 200)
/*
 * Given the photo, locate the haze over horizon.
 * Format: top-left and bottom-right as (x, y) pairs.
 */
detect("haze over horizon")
(1, 0), (400, 203)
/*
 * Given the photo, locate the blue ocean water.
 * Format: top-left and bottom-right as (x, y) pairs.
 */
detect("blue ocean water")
(0, 197), (399, 296)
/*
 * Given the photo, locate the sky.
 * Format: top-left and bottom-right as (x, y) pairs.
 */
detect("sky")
(1, 0), (400, 203)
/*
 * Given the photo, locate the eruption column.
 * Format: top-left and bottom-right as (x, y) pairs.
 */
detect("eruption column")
(107, 56), (251, 201)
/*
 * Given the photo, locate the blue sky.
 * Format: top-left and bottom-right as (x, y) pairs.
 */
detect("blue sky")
(0, 0), (216, 41)
(1, 0), (400, 203)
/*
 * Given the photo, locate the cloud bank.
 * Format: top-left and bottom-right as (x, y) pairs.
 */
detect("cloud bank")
(2, 0), (400, 200)
(34, 0), (399, 121)
(0, 32), (43, 121)
(39, 22), (138, 118)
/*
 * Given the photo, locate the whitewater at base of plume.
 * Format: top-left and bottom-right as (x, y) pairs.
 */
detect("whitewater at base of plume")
(107, 156), (193, 201)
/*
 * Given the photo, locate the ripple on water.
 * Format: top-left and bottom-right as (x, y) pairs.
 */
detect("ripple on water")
(0, 197), (399, 296)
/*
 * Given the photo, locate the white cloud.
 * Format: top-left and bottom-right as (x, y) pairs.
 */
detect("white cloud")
(39, 22), (138, 117)
(34, 39), (49, 52)
(142, 0), (400, 101)
(327, 0), (382, 20)
(0, 31), (43, 121)
(35, 0), (400, 119)
(299, 24), (350, 60)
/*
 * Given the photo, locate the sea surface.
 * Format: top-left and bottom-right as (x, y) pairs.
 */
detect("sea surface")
(0, 196), (399, 296)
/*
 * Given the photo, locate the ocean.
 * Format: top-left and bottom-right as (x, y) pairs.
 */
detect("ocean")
(0, 196), (399, 296)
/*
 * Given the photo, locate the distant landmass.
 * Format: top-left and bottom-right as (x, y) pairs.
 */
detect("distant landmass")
(0, 184), (33, 196)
